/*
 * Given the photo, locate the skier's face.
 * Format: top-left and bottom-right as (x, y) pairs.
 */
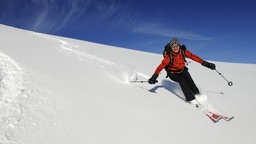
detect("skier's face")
(171, 44), (180, 53)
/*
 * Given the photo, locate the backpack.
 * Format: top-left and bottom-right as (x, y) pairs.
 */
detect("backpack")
(163, 43), (187, 77)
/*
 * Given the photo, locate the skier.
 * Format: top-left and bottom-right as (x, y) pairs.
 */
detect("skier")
(148, 38), (216, 106)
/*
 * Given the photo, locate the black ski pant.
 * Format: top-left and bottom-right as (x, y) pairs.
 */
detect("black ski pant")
(168, 68), (200, 101)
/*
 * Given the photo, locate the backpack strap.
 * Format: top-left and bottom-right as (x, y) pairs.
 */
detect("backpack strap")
(180, 44), (187, 63)
(181, 49), (187, 63)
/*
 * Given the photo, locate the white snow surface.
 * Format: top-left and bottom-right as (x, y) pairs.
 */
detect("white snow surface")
(0, 24), (256, 144)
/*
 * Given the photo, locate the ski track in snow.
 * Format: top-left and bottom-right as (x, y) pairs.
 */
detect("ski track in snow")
(32, 32), (149, 83)
(0, 52), (26, 143)
(0, 52), (52, 144)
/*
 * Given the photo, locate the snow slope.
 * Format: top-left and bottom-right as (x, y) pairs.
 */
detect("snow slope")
(0, 24), (256, 144)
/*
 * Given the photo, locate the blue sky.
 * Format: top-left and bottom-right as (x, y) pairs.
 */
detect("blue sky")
(0, 0), (256, 64)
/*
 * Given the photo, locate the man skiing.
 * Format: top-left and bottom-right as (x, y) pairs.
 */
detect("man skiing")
(148, 38), (216, 106)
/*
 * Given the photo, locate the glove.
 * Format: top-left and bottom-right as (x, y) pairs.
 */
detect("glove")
(202, 61), (216, 70)
(148, 74), (159, 84)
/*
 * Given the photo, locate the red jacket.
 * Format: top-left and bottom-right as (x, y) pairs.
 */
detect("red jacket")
(154, 49), (204, 74)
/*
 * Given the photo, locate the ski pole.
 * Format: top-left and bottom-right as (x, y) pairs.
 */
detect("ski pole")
(129, 80), (148, 83)
(215, 69), (233, 86)
(129, 80), (159, 83)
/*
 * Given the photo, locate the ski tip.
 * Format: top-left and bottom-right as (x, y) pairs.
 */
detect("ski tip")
(223, 116), (235, 122)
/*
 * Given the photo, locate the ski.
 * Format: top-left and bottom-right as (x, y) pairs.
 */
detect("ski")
(189, 97), (234, 123)
(190, 101), (222, 123)
(221, 116), (234, 121)
(204, 111), (234, 123)
(204, 111), (223, 123)
(201, 106), (234, 123)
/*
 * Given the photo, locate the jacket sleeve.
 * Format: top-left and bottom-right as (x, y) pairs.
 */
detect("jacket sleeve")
(154, 56), (170, 74)
(185, 50), (204, 64)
